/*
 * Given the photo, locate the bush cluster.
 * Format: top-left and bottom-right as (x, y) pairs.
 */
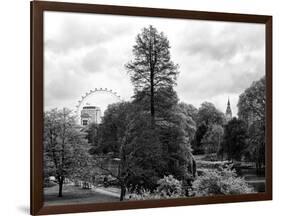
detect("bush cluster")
(129, 175), (183, 200)
(129, 166), (254, 200)
(191, 166), (254, 196)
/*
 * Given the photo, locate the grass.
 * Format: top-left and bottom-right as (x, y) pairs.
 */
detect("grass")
(44, 184), (119, 206)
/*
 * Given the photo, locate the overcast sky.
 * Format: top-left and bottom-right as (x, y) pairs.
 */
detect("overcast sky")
(44, 11), (265, 116)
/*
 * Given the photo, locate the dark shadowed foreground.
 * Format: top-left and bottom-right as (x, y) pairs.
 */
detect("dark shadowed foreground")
(44, 185), (119, 206)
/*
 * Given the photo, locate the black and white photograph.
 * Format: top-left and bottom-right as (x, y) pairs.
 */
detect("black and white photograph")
(43, 11), (266, 206)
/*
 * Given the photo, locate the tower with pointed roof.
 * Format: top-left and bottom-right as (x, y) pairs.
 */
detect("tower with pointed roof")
(225, 98), (232, 122)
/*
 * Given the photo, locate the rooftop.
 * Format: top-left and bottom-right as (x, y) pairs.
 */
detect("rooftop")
(82, 106), (101, 110)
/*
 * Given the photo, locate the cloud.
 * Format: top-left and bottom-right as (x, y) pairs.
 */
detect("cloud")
(81, 47), (108, 73)
(178, 23), (264, 61)
(44, 12), (265, 117)
(174, 22), (265, 112)
(44, 55), (86, 109)
(177, 56), (264, 97)
(44, 14), (132, 54)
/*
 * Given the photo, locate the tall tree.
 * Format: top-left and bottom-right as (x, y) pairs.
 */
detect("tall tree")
(91, 100), (197, 199)
(201, 124), (224, 154)
(197, 102), (225, 126)
(238, 77), (265, 167)
(132, 86), (179, 126)
(221, 118), (248, 161)
(158, 114), (196, 180)
(192, 102), (225, 154)
(85, 122), (99, 146)
(178, 102), (198, 125)
(191, 123), (208, 154)
(247, 120), (265, 169)
(92, 104), (163, 200)
(44, 108), (89, 197)
(176, 103), (197, 139)
(126, 25), (178, 126)
(238, 76), (265, 127)
(92, 102), (133, 155)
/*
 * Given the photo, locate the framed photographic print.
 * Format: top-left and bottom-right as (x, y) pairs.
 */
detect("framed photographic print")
(31, 1), (272, 215)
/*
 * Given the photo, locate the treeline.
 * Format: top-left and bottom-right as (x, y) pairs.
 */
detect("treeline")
(189, 76), (265, 169)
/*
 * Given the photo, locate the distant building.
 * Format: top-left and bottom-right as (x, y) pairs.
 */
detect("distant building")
(80, 105), (101, 126)
(225, 98), (232, 122)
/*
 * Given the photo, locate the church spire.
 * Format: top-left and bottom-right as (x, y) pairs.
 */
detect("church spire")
(225, 97), (232, 122)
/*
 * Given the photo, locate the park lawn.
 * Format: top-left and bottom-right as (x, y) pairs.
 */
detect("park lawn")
(44, 184), (119, 206)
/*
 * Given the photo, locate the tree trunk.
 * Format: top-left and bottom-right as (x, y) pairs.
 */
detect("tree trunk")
(120, 184), (126, 201)
(192, 157), (197, 178)
(58, 177), (64, 197)
(150, 70), (155, 127)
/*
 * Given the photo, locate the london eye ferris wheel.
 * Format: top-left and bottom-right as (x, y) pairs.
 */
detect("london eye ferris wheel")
(75, 88), (122, 124)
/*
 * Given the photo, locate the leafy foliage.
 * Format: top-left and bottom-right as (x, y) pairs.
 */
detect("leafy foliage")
(89, 97), (196, 199)
(91, 102), (133, 155)
(126, 25), (178, 92)
(197, 102), (225, 126)
(238, 76), (265, 168)
(247, 120), (265, 169)
(191, 123), (208, 154)
(157, 115), (195, 180)
(156, 175), (183, 196)
(192, 166), (254, 196)
(178, 102), (198, 124)
(129, 175), (184, 200)
(176, 103), (197, 138)
(44, 108), (90, 196)
(85, 122), (99, 146)
(192, 102), (225, 154)
(126, 25), (178, 125)
(220, 118), (248, 161)
(238, 76), (265, 126)
(201, 124), (224, 154)
(125, 117), (164, 190)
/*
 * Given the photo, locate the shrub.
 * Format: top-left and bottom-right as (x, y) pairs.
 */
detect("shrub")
(129, 189), (163, 200)
(129, 175), (184, 200)
(156, 175), (183, 197)
(191, 166), (254, 196)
